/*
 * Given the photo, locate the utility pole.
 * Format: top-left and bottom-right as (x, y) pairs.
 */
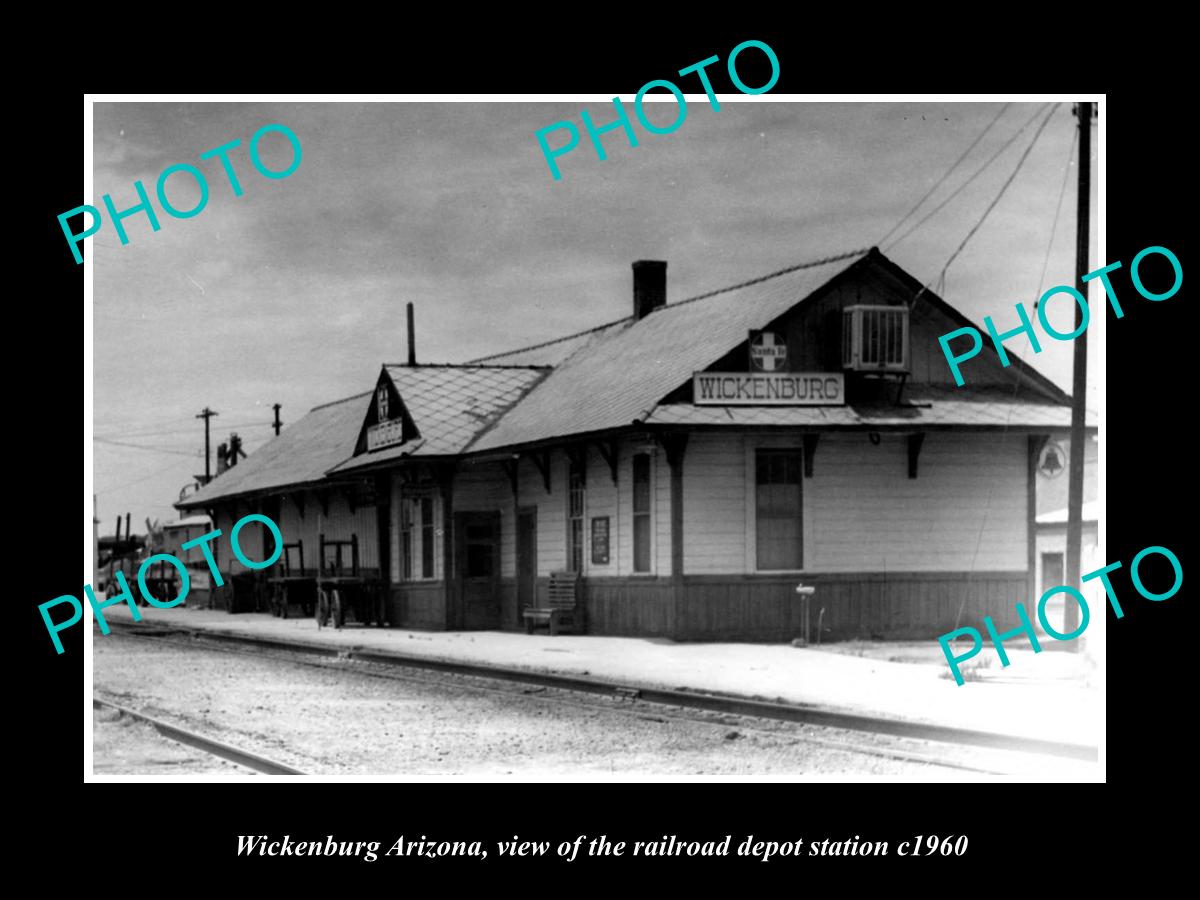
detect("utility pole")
(272, 403), (282, 436)
(1064, 101), (1092, 640)
(196, 407), (218, 484)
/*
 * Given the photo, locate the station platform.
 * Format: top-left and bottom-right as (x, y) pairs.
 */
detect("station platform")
(97, 604), (1102, 752)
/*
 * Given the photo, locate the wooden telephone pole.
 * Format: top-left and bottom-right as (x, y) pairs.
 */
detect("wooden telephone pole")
(196, 407), (218, 484)
(1064, 101), (1092, 637)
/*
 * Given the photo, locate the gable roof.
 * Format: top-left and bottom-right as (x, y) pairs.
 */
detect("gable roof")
(174, 246), (1079, 507)
(176, 391), (370, 508)
(329, 364), (548, 473)
(469, 249), (874, 452)
(468, 247), (1071, 452)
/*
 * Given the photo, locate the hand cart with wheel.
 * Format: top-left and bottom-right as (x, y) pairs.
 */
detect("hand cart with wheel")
(267, 539), (316, 619)
(315, 534), (387, 629)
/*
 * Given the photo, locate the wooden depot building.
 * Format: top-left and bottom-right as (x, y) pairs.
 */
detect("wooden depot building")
(176, 247), (1088, 641)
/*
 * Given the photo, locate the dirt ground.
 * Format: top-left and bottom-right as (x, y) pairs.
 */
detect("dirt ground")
(91, 631), (1050, 779)
(93, 705), (257, 776)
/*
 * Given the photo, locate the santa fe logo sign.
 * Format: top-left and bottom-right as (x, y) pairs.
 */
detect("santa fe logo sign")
(750, 331), (787, 371)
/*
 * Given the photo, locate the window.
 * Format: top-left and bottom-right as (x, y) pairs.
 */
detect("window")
(756, 449), (803, 570)
(400, 498), (413, 581)
(377, 384), (389, 421)
(399, 491), (436, 581)
(632, 453), (652, 573)
(567, 457), (586, 572)
(842, 305), (909, 371)
(420, 496), (434, 578)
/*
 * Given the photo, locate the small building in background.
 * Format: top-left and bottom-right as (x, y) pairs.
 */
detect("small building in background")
(162, 515), (215, 607)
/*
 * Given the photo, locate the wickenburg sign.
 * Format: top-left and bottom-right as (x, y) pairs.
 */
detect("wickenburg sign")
(693, 372), (846, 406)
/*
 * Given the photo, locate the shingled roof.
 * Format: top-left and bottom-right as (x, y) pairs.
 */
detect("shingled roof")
(330, 364), (547, 473)
(468, 250), (874, 451)
(176, 391), (370, 508)
(176, 246), (1078, 509)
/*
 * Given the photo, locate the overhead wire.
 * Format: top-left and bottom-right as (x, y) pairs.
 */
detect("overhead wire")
(951, 103), (1072, 632)
(877, 102), (1011, 247)
(886, 103), (1051, 252)
(936, 104), (1061, 292)
(95, 458), (189, 494)
(94, 420), (272, 440)
(93, 436), (202, 457)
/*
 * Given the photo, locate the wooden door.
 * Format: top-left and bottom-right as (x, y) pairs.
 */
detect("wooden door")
(455, 511), (501, 630)
(517, 507), (537, 624)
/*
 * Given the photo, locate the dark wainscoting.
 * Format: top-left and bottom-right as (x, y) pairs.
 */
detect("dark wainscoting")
(385, 571), (1030, 642)
(575, 572), (1029, 642)
(585, 578), (675, 637)
(388, 582), (447, 629)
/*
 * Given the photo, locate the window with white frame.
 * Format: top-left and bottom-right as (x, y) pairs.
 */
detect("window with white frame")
(399, 490), (437, 581)
(632, 453), (652, 573)
(567, 457), (586, 573)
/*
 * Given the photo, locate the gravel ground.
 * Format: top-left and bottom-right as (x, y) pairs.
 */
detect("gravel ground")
(92, 631), (1091, 778)
(93, 705), (257, 776)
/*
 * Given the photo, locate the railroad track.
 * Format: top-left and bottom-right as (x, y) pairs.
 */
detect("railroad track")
(103, 620), (1098, 774)
(93, 696), (306, 776)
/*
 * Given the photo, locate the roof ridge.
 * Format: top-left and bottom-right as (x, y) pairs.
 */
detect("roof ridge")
(468, 248), (871, 364)
(384, 362), (551, 370)
(655, 247), (871, 312)
(309, 390), (372, 412)
(468, 317), (633, 364)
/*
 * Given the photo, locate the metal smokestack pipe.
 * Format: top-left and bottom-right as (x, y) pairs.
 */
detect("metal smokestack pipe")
(407, 302), (416, 366)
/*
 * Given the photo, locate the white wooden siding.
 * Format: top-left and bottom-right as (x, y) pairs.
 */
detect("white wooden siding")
(682, 431), (1027, 575)
(807, 433), (1025, 572)
(278, 493), (318, 573)
(584, 444), (619, 576)
(317, 491), (378, 570)
(682, 433), (747, 575)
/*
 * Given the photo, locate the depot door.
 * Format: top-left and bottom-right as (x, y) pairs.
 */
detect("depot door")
(456, 511), (501, 630)
(516, 507), (537, 626)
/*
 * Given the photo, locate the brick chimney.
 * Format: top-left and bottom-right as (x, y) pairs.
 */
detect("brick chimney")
(632, 260), (667, 319)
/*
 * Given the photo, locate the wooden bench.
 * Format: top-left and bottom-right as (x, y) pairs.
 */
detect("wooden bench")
(523, 570), (582, 635)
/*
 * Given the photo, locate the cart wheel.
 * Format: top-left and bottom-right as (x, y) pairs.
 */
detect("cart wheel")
(332, 589), (344, 629)
(316, 588), (329, 629)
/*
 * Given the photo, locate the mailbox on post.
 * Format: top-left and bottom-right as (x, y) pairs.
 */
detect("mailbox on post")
(794, 582), (816, 646)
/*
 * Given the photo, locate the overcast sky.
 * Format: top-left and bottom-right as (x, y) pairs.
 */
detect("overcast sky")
(91, 98), (1099, 533)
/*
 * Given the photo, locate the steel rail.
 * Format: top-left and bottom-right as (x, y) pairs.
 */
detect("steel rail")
(105, 620), (1098, 762)
(93, 696), (306, 776)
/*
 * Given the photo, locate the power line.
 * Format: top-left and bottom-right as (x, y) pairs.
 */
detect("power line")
(950, 103), (1067, 632)
(1033, 125), (1078, 300)
(886, 103), (1051, 252)
(94, 420), (271, 440)
(95, 458), (187, 494)
(877, 102), (1011, 246)
(935, 103), (1061, 289)
(94, 436), (201, 457)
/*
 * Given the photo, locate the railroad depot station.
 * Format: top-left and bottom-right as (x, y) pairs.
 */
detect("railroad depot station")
(176, 247), (1093, 642)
